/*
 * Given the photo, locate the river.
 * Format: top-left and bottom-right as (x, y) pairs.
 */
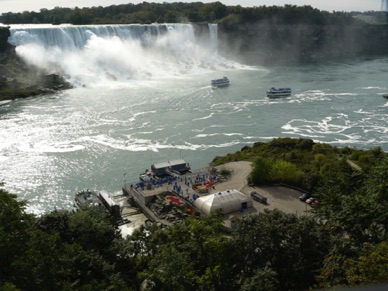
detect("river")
(1, 24), (387, 215)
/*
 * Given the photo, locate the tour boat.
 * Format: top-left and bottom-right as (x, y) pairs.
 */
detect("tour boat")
(75, 189), (102, 208)
(266, 87), (292, 98)
(75, 189), (121, 219)
(211, 76), (230, 87)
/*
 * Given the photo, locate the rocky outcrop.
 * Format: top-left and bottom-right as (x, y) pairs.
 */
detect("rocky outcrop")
(217, 22), (388, 65)
(0, 25), (72, 101)
(0, 26), (11, 52)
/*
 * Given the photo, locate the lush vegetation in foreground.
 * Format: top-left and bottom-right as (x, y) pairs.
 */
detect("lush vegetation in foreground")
(1, 138), (387, 291)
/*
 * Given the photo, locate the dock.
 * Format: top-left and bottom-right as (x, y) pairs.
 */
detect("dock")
(122, 167), (216, 224)
(122, 185), (172, 225)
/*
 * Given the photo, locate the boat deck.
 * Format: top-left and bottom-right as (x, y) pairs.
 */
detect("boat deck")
(75, 190), (102, 207)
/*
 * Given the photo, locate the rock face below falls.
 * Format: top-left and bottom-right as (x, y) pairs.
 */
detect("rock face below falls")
(216, 22), (388, 65)
(0, 25), (71, 101)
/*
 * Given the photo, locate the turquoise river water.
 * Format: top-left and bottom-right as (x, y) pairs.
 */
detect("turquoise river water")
(0, 24), (387, 215)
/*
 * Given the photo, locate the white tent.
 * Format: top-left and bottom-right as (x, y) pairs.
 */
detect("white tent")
(194, 189), (252, 215)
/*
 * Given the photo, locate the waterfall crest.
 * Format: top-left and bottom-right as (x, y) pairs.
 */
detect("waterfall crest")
(9, 23), (235, 86)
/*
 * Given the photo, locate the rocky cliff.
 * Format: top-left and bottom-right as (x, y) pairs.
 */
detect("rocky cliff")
(0, 26), (71, 101)
(0, 26), (12, 52)
(217, 22), (388, 65)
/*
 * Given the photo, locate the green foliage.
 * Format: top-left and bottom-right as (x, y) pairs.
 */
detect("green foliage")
(219, 167), (231, 177)
(317, 157), (388, 288)
(355, 242), (388, 283)
(0, 186), (136, 290)
(214, 138), (386, 194)
(0, 3), (362, 26)
(249, 156), (272, 184)
(270, 159), (304, 184)
(316, 157), (388, 245)
(0, 184), (33, 287)
(141, 212), (236, 290)
(67, 206), (120, 251)
(68, 9), (92, 25)
(349, 146), (386, 171)
(318, 240), (388, 288)
(343, 242), (388, 286)
(240, 264), (279, 291)
(232, 209), (331, 290)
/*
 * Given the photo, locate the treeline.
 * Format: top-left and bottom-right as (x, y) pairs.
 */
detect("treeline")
(1, 138), (387, 290)
(0, 2), (359, 26)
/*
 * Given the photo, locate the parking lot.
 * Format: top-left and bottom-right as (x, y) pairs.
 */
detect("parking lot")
(211, 161), (311, 217)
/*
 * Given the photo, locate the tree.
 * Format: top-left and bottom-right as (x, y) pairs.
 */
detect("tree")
(141, 212), (235, 290)
(232, 209), (331, 290)
(67, 206), (121, 252)
(316, 157), (388, 245)
(317, 157), (388, 288)
(0, 184), (33, 288)
(68, 9), (92, 25)
(248, 156), (272, 185)
(270, 159), (304, 184)
(240, 264), (279, 291)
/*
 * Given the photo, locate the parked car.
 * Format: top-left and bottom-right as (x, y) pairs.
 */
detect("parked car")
(306, 197), (314, 204)
(251, 191), (268, 204)
(299, 193), (311, 202)
(306, 198), (320, 207)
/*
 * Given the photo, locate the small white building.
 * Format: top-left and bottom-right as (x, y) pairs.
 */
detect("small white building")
(194, 189), (252, 215)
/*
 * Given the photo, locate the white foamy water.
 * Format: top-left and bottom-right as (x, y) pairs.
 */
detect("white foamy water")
(1, 24), (387, 215)
(9, 23), (246, 87)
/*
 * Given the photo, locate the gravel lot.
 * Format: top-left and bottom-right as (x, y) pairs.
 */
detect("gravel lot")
(211, 161), (311, 217)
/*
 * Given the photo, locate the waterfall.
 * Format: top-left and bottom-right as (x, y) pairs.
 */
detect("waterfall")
(8, 23), (233, 86)
(208, 23), (218, 53)
(9, 24), (194, 50)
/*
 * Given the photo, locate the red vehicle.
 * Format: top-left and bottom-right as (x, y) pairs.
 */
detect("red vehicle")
(306, 197), (319, 207)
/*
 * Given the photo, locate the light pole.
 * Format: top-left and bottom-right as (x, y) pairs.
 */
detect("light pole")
(123, 172), (127, 187)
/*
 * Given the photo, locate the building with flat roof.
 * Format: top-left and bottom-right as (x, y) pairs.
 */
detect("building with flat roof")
(151, 159), (190, 176)
(98, 191), (121, 219)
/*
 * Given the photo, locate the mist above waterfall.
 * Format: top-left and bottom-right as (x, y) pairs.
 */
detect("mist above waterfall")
(9, 24), (238, 87)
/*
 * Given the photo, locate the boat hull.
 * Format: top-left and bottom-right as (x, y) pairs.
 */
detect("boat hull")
(212, 83), (229, 88)
(211, 77), (230, 87)
(266, 87), (292, 98)
(267, 93), (291, 98)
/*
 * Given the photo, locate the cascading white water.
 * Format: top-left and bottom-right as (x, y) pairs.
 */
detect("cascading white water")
(208, 23), (218, 53)
(9, 23), (235, 86)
